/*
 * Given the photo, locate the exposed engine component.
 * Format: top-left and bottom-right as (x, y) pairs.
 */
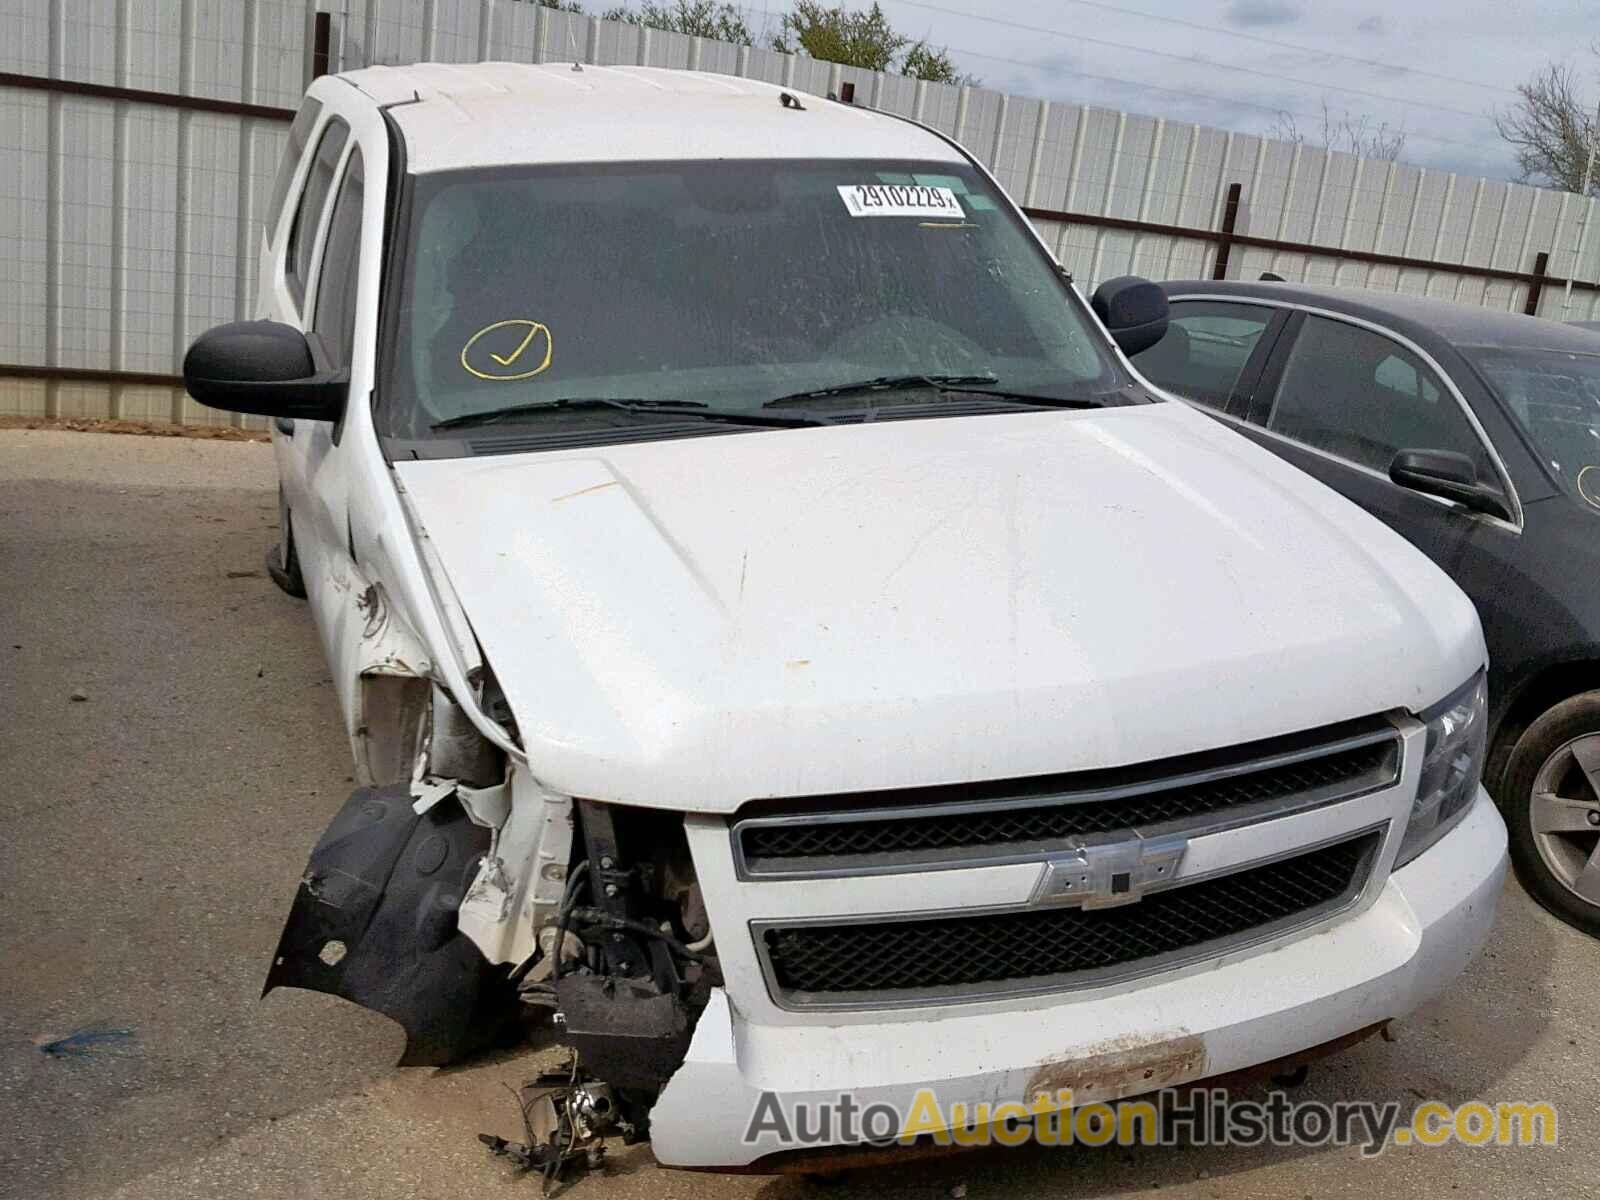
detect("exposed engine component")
(429, 682), (504, 785)
(512, 799), (720, 1142)
(552, 973), (693, 1093)
(480, 1061), (631, 1192)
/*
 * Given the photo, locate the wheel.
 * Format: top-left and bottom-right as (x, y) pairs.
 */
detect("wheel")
(1502, 690), (1600, 936)
(266, 486), (308, 599)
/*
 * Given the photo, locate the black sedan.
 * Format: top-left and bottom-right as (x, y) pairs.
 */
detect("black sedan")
(1131, 279), (1600, 934)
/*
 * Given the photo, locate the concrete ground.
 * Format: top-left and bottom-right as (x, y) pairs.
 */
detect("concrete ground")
(0, 428), (1593, 1200)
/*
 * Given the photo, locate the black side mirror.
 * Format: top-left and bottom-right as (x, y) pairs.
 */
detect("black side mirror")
(1389, 449), (1512, 522)
(1090, 276), (1170, 356)
(183, 321), (347, 420)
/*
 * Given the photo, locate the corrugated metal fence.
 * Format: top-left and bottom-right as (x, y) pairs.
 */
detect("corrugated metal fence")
(5, 0), (1600, 427)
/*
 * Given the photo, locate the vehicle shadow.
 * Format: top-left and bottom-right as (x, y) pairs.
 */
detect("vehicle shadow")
(738, 878), (1567, 1199)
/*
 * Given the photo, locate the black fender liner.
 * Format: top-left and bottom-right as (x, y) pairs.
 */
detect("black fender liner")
(263, 784), (515, 1066)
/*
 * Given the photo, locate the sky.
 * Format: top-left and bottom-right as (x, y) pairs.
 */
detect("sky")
(735, 0), (1600, 179)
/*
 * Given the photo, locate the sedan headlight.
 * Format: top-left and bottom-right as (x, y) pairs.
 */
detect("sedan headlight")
(1395, 672), (1488, 868)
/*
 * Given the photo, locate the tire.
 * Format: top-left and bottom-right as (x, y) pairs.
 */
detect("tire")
(266, 488), (308, 599)
(1502, 690), (1600, 937)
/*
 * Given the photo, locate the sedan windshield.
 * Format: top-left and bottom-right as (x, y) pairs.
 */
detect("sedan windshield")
(1469, 347), (1600, 510)
(380, 159), (1132, 442)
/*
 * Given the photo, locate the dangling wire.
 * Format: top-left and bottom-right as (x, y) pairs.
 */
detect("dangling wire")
(549, 860), (591, 982)
(509, 859), (591, 984)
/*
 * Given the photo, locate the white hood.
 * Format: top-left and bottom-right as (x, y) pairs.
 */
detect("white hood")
(395, 402), (1483, 813)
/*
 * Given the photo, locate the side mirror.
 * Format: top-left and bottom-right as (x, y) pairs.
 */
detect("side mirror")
(1090, 275), (1170, 357)
(183, 321), (347, 420)
(1389, 449), (1512, 522)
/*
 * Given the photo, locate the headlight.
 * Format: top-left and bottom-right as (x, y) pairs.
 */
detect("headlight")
(1395, 672), (1488, 867)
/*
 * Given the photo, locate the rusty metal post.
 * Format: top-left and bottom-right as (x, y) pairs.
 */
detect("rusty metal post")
(1211, 183), (1242, 281)
(312, 11), (331, 80)
(1526, 250), (1551, 316)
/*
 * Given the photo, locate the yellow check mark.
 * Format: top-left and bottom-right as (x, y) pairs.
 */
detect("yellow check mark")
(460, 320), (553, 381)
(490, 323), (540, 367)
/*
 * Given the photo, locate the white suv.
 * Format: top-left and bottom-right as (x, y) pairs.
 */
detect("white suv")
(184, 63), (1506, 1171)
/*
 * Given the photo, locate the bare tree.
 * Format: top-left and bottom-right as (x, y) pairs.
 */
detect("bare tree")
(1268, 98), (1406, 161)
(1495, 60), (1599, 194)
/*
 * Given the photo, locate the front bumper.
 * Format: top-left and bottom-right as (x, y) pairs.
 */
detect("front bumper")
(650, 786), (1506, 1168)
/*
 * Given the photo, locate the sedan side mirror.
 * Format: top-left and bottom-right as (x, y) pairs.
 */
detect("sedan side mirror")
(183, 320), (347, 420)
(1389, 449), (1512, 522)
(1090, 276), (1170, 356)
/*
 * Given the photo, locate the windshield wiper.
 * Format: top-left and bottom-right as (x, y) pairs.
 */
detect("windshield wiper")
(763, 373), (1109, 410)
(763, 373), (1000, 406)
(432, 396), (831, 431)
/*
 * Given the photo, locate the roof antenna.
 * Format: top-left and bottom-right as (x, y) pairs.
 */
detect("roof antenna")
(567, 19), (581, 70)
(779, 91), (806, 111)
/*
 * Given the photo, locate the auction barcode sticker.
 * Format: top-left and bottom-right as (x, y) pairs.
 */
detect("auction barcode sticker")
(837, 184), (965, 218)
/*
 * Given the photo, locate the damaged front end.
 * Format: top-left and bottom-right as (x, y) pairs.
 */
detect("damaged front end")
(477, 798), (721, 1179)
(265, 767), (717, 1148)
(529, 800), (719, 1095)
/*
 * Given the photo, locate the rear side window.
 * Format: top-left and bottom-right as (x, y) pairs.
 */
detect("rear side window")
(285, 118), (350, 308)
(1267, 316), (1494, 480)
(265, 97), (322, 246)
(312, 148), (365, 368)
(1134, 301), (1275, 410)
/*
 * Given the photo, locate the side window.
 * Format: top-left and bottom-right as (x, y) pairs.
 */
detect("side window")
(265, 97), (322, 246)
(1133, 301), (1276, 410)
(1267, 316), (1495, 481)
(312, 147), (364, 368)
(285, 118), (349, 308)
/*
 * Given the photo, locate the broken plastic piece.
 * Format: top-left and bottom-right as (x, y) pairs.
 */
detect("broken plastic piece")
(410, 775), (459, 815)
(263, 784), (515, 1065)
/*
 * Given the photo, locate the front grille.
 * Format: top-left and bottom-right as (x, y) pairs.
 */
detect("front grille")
(758, 831), (1379, 1007)
(734, 721), (1399, 878)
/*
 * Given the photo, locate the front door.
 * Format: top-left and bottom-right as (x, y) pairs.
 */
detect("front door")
(1237, 312), (1508, 574)
(271, 116), (351, 558)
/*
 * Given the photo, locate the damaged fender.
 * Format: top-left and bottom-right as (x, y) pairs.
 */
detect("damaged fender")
(264, 783), (515, 1065)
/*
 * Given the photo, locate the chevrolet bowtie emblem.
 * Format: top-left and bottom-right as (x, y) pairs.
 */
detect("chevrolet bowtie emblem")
(1029, 834), (1188, 909)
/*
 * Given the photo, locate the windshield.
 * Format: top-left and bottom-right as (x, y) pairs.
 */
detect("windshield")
(379, 158), (1131, 443)
(1469, 347), (1600, 510)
